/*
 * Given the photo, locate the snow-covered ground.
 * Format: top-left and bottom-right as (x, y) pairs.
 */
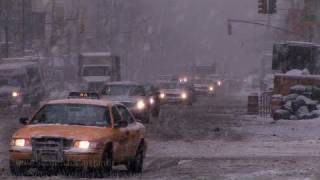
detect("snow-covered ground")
(2, 95), (320, 179)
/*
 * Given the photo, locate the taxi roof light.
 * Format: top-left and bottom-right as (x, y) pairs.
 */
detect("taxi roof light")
(68, 92), (100, 99)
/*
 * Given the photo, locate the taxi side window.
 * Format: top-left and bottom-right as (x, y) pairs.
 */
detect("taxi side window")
(117, 105), (135, 124)
(112, 106), (122, 124)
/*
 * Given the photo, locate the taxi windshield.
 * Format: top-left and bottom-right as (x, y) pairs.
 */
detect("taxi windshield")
(31, 104), (111, 127)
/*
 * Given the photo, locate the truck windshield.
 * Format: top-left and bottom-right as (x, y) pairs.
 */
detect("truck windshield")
(31, 104), (111, 127)
(83, 66), (110, 76)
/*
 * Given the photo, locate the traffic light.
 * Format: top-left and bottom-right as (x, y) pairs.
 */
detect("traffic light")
(258, 0), (268, 14)
(268, 0), (277, 14)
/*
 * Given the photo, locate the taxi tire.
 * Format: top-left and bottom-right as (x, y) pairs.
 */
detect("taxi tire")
(127, 143), (144, 173)
(101, 146), (113, 175)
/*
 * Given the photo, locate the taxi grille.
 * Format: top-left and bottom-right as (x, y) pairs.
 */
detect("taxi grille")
(32, 137), (73, 163)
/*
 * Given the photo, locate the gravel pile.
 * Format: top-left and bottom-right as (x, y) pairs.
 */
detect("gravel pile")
(273, 85), (320, 120)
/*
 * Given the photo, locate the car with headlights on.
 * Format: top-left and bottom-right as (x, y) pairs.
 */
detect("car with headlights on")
(193, 78), (216, 96)
(143, 83), (161, 117)
(9, 95), (147, 176)
(158, 81), (195, 106)
(0, 57), (45, 108)
(100, 82), (151, 123)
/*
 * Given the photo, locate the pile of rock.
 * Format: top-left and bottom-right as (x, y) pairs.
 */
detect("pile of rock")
(273, 85), (320, 120)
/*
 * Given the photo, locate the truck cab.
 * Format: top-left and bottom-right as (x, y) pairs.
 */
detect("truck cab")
(79, 52), (121, 92)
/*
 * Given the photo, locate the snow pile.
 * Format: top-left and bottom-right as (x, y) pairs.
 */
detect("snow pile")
(285, 69), (310, 76)
(273, 84), (320, 120)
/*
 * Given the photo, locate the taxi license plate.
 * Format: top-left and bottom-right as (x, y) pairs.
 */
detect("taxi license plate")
(38, 151), (63, 162)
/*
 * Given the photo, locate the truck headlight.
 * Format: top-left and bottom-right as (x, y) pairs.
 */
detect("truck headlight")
(136, 100), (146, 110)
(181, 92), (188, 99)
(11, 138), (30, 147)
(160, 93), (166, 99)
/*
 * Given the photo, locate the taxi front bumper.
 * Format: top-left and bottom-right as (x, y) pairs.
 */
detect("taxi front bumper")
(10, 147), (104, 168)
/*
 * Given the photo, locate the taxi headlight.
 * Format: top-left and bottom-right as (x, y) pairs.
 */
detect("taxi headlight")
(12, 91), (19, 97)
(181, 92), (188, 99)
(12, 138), (30, 147)
(160, 93), (166, 99)
(74, 140), (90, 149)
(136, 100), (146, 110)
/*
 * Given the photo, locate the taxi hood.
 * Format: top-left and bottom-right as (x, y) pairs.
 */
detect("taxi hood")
(13, 124), (113, 141)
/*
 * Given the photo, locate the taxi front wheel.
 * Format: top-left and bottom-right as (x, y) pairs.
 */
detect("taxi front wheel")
(101, 147), (113, 174)
(127, 143), (145, 173)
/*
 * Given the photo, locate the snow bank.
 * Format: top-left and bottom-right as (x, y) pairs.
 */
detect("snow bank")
(285, 69), (310, 76)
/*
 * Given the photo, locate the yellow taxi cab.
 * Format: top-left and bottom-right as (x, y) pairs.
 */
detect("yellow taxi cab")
(9, 92), (147, 176)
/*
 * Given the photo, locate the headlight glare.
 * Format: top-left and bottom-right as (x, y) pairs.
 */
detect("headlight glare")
(12, 91), (19, 97)
(136, 100), (146, 110)
(75, 140), (90, 149)
(12, 138), (30, 147)
(160, 93), (166, 99)
(209, 86), (214, 91)
(149, 97), (155, 104)
(181, 92), (188, 99)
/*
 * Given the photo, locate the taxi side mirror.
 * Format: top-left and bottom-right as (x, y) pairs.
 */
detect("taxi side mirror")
(19, 117), (29, 125)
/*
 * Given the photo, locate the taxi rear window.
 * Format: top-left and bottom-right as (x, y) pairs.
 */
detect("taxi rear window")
(31, 104), (111, 127)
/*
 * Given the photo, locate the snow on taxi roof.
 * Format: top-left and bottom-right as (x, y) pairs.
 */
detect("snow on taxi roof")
(47, 98), (115, 107)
